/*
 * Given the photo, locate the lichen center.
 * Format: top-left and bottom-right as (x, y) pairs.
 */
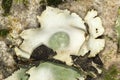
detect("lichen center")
(48, 31), (70, 50)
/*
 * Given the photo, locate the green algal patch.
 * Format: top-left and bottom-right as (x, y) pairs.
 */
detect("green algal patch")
(0, 29), (10, 37)
(27, 62), (85, 80)
(2, 0), (13, 16)
(103, 66), (120, 80)
(115, 8), (120, 49)
(40, 0), (64, 7)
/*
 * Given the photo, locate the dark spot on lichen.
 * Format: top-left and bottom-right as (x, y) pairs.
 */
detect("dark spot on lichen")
(92, 54), (103, 67)
(84, 23), (90, 34)
(72, 53), (98, 74)
(72, 52), (103, 77)
(30, 44), (56, 61)
(85, 75), (95, 80)
(13, 54), (40, 68)
(48, 59), (66, 65)
(95, 35), (104, 39)
(96, 28), (98, 33)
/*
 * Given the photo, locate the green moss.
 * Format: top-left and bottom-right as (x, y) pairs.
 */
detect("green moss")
(116, 8), (120, 48)
(0, 29), (10, 37)
(2, 0), (13, 16)
(116, 25), (120, 36)
(118, 8), (120, 15)
(103, 66), (120, 80)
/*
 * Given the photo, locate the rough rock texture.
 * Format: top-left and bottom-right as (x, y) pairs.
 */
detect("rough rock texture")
(0, 0), (120, 80)
(0, 0), (42, 79)
(0, 41), (17, 79)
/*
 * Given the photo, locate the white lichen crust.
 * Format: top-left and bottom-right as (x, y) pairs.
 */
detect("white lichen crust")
(79, 10), (105, 57)
(14, 6), (105, 65)
(26, 62), (85, 80)
(4, 62), (85, 80)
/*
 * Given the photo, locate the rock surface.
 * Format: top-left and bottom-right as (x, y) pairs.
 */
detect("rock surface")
(0, 0), (120, 79)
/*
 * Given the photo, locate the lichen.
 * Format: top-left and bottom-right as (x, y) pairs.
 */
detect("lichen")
(27, 62), (85, 80)
(5, 62), (85, 80)
(14, 7), (105, 63)
(14, 6), (87, 65)
(6, 6), (105, 80)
